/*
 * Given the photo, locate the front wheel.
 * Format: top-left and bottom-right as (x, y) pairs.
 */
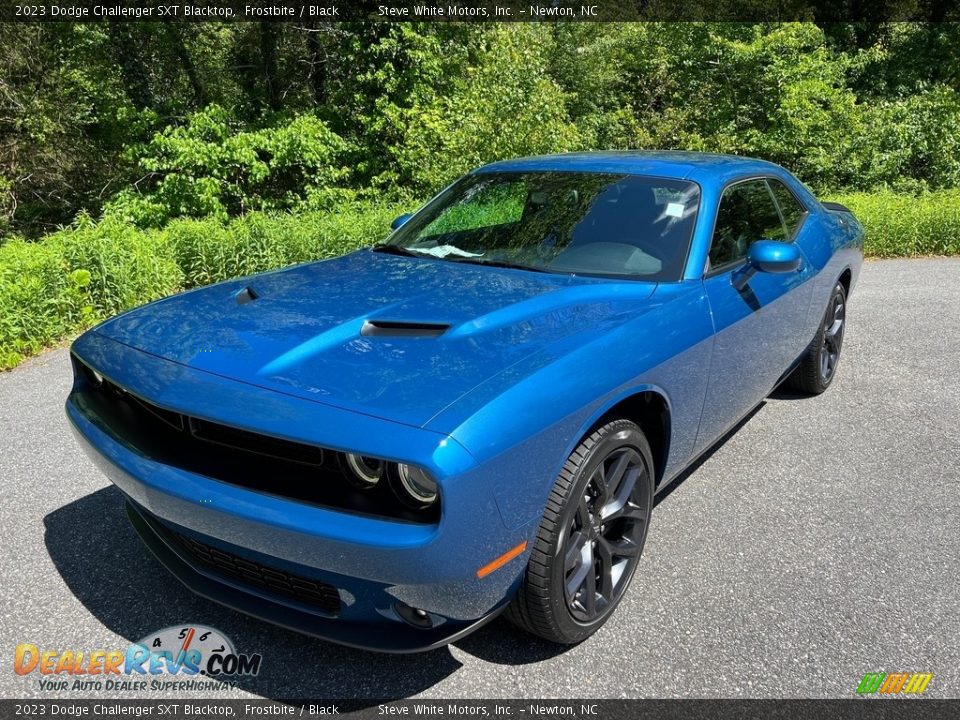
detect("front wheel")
(788, 281), (847, 395)
(505, 418), (654, 644)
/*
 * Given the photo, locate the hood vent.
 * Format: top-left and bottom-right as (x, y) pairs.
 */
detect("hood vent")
(361, 320), (450, 338)
(235, 286), (259, 305)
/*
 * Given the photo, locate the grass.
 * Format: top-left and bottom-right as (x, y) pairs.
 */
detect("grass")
(828, 190), (960, 258)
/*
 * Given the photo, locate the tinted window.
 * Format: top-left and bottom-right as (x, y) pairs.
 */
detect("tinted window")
(387, 172), (701, 281)
(708, 180), (786, 269)
(768, 179), (806, 238)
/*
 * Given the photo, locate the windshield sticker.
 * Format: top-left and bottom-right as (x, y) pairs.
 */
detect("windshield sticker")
(665, 202), (685, 218)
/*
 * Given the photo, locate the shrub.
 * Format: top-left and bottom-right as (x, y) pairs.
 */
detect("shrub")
(53, 215), (183, 317)
(858, 88), (960, 193)
(166, 204), (401, 287)
(828, 190), (960, 257)
(0, 216), (182, 368)
(0, 237), (79, 368)
(392, 25), (580, 192)
(105, 106), (354, 227)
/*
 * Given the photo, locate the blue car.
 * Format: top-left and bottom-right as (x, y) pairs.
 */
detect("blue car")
(66, 152), (863, 651)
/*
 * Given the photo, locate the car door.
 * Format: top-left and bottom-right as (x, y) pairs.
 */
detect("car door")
(693, 177), (814, 455)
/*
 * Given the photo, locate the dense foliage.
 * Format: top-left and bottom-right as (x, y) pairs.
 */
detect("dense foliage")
(105, 107), (354, 226)
(3, 22), (960, 236)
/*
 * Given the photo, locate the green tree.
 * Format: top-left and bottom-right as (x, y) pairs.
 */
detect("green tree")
(105, 106), (352, 226)
(392, 25), (579, 193)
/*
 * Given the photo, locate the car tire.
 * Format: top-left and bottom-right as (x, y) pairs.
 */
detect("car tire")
(788, 281), (847, 395)
(505, 418), (654, 645)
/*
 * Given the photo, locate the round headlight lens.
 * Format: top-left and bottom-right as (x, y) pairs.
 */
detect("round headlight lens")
(395, 463), (438, 506)
(343, 454), (383, 489)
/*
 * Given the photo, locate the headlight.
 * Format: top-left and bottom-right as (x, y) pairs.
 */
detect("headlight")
(393, 463), (438, 507)
(342, 453), (384, 489)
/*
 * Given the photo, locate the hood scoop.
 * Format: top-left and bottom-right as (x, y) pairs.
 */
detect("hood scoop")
(235, 286), (259, 305)
(360, 320), (450, 338)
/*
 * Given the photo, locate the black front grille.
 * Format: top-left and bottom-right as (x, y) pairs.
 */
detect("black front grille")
(119, 379), (324, 466)
(176, 533), (342, 616)
(71, 356), (440, 524)
(187, 416), (325, 466)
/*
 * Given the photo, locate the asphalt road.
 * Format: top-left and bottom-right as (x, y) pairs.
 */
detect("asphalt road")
(1, 258), (958, 701)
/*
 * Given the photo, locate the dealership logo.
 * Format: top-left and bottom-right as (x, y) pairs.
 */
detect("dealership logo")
(14, 625), (261, 680)
(856, 672), (933, 695)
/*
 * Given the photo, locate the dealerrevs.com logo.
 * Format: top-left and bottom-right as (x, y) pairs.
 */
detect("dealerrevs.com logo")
(856, 672), (934, 696)
(14, 625), (262, 692)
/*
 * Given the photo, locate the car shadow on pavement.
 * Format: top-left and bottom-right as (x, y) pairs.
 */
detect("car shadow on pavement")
(43, 487), (465, 702)
(767, 386), (813, 401)
(451, 618), (568, 664)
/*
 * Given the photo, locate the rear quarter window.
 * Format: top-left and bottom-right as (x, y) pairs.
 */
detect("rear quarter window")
(768, 179), (807, 239)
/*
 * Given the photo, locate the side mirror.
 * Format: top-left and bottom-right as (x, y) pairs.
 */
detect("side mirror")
(733, 240), (801, 290)
(391, 213), (413, 231)
(747, 240), (801, 273)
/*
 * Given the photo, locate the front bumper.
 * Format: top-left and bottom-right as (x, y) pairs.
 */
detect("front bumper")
(66, 331), (534, 652)
(124, 500), (505, 653)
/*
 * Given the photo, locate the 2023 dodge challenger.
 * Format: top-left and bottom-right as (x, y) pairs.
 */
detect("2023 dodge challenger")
(66, 152), (863, 652)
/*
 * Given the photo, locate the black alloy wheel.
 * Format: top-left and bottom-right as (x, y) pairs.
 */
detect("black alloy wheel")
(562, 446), (647, 622)
(788, 280), (848, 395)
(506, 418), (654, 644)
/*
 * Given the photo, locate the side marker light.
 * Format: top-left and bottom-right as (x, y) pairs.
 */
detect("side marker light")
(476, 541), (528, 579)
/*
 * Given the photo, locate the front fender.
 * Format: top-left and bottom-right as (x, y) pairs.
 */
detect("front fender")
(432, 282), (714, 530)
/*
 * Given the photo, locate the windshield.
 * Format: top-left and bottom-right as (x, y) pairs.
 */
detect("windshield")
(384, 171), (700, 281)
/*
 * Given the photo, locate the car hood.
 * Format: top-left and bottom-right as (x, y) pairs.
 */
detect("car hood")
(94, 251), (657, 428)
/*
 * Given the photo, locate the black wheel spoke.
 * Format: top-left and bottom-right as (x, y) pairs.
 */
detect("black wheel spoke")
(589, 464), (610, 508)
(603, 535), (640, 559)
(605, 452), (630, 494)
(574, 494), (590, 528)
(583, 555), (597, 615)
(614, 501), (647, 524)
(595, 538), (615, 599)
(601, 465), (641, 521)
(564, 531), (588, 572)
(565, 541), (591, 599)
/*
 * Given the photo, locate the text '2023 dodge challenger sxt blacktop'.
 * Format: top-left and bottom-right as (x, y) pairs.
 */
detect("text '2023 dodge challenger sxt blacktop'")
(66, 152), (863, 652)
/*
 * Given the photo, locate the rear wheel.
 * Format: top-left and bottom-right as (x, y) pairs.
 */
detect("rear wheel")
(506, 419), (654, 644)
(788, 281), (847, 395)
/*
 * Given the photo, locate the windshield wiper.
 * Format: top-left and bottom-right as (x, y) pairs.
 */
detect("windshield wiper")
(447, 257), (549, 273)
(371, 244), (421, 257)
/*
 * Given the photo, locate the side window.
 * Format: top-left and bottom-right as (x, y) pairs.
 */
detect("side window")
(708, 179), (787, 270)
(767, 179), (806, 239)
